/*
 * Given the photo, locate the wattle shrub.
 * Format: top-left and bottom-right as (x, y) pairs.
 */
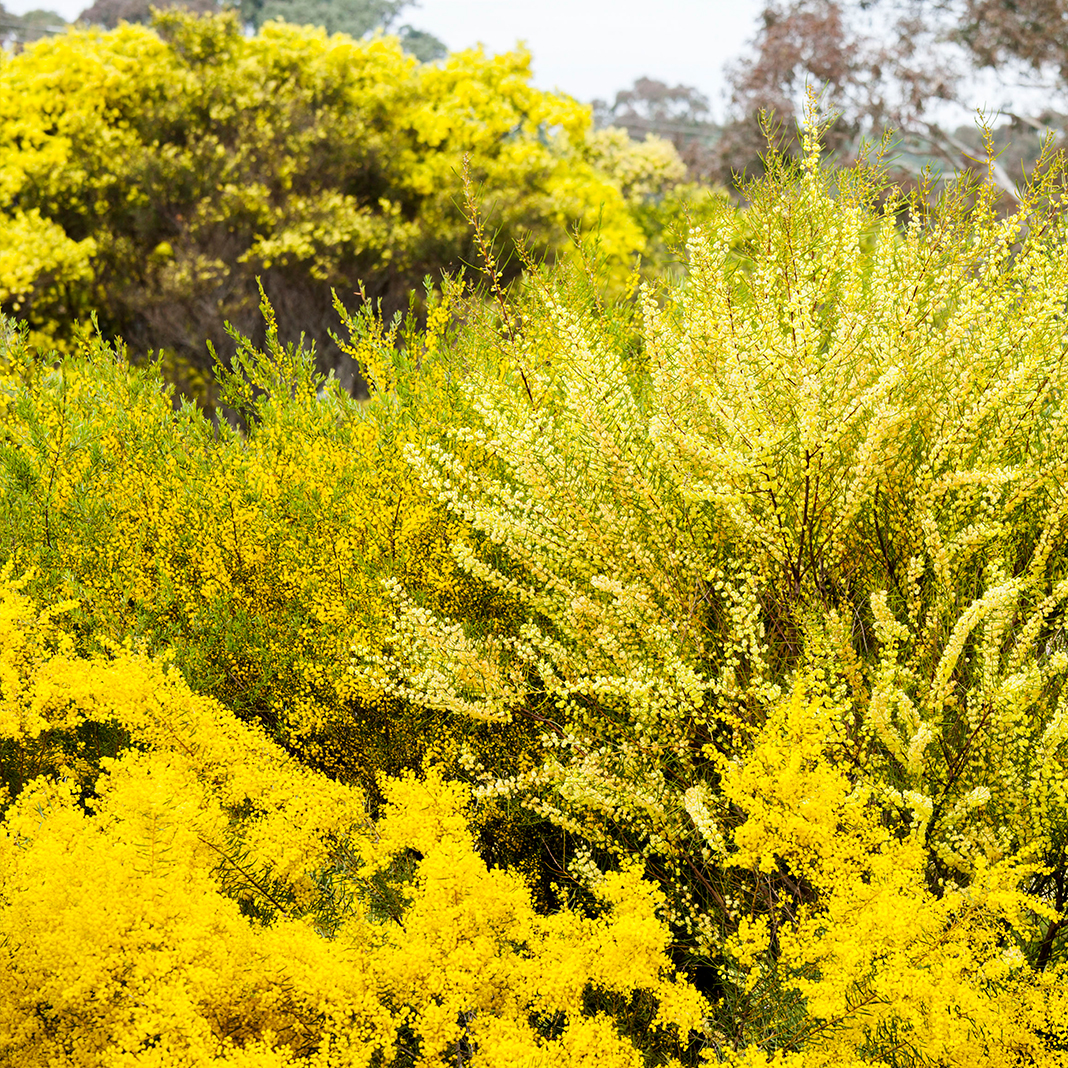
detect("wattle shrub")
(0, 9), (699, 398)
(4, 112), (1068, 1063)
(356, 118), (1068, 1056)
(0, 572), (705, 1066)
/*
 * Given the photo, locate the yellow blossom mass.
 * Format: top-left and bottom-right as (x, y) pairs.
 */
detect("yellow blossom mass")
(3, 100), (1068, 1063)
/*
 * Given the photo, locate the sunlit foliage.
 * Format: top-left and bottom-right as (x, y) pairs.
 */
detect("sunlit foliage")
(0, 571), (705, 1066)
(4, 107), (1068, 1063)
(0, 10), (689, 394)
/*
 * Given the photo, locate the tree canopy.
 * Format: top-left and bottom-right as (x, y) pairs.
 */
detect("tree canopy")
(0, 11), (690, 398)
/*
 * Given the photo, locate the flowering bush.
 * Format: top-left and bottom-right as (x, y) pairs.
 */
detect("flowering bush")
(4, 109), (1068, 1062)
(0, 287), (485, 796)
(0, 571), (706, 1066)
(359, 118), (1068, 1055)
(0, 10), (690, 395)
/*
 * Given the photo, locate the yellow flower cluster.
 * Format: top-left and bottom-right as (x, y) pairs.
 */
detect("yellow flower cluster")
(0, 285), (506, 796)
(0, 573), (706, 1066)
(0, 11), (690, 374)
(0, 210), (95, 346)
(717, 686), (1068, 1065)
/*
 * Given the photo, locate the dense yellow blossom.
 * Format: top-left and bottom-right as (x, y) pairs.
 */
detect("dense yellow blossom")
(0, 209), (95, 350)
(0, 575), (706, 1067)
(6, 102), (1068, 1061)
(716, 685), (1067, 1065)
(0, 11), (687, 378)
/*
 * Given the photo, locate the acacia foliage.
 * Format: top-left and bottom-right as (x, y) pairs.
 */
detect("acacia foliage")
(0, 10), (687, 394)
(0, 282), (492, 796)
(0, 571), (705, 1067)
(363, 121), (1068, 1055)
(4, 115), (1068, 1062)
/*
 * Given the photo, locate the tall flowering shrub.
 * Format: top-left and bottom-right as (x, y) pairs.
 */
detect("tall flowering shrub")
(0, 10), (689, 391)
(356, 120), (1068, 1054)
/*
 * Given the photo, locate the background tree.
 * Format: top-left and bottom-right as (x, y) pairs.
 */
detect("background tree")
(77, 0), (216, 28)
(0, 11), (684, 400)
(240, 0), (396, 30)
(0, 1), (66, 42)
(593, 76), (720, 180)
(241, 0), (445, 58)
(957, 0), (1068, 83)
(713, 0), (1066, 195)
(77, 0), (446, 59)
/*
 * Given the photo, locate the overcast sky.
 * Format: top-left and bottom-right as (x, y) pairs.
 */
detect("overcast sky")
(411, 0), (766, 115)
(3, 0), (768, 118)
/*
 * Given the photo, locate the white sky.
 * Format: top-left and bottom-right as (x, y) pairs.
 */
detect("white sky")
(3, 0), (768, 118)
(411, 0), (766, 115)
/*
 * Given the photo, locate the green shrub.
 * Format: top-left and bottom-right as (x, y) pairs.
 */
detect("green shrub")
(0, 10), (696, 401)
